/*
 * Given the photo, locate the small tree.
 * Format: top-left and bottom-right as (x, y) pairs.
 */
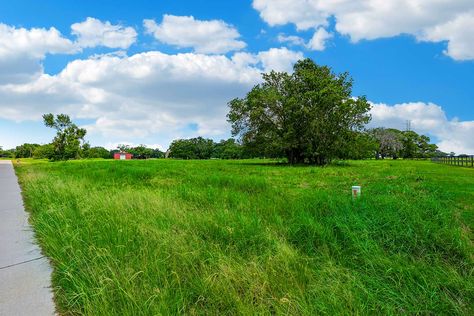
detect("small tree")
(43, 113), (87, 161)
(227, 59), (371, 165)
(33, 144), (55, 159)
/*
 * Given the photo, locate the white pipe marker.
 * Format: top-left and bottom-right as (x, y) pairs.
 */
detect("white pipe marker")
(352, 186), (361, 199)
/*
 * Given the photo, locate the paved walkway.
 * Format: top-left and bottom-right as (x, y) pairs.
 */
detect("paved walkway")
(0, 160), (55, 315)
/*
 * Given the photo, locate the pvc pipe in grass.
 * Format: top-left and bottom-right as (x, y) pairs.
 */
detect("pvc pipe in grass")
(352, 186), (361, 199)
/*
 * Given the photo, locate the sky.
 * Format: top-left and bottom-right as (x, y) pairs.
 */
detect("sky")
(0, 0), (473, 154)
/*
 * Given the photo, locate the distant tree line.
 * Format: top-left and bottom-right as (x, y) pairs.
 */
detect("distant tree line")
(0, 114), (165, 161)
(1, 143), (165, 160)
(168, 137), (245, 160)
(0, 128), (446, 162)
(0, 146), (14, 158)
(335, 128), (443, 160)
(1, 120), (443, 164)
(165, 129), (442, 161)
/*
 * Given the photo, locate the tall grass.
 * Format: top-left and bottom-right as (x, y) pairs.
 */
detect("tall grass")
(15, 159), (474, 315)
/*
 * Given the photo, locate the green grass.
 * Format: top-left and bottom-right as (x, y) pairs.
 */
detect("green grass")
(14, 159), (474, 315)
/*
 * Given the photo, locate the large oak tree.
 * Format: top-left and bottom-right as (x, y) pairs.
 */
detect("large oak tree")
(227, 59), (371, 165)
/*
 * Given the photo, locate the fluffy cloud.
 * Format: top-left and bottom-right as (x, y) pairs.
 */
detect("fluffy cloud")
(370, 102), (474, 154)
(278, 29), (332, 51)
(143, 15), (246, 54)
(0, 23), (76, 84)
(421, 12), (474, 61)
(0, 18), (139, 85)
(252, 0), (328, 30)
(0, 48), (301, 146)
(253, 0), (474, 60)
(231, 47), (303, 73)
(71, 17), (137, 49)
(0, 24), (76, 58)
(307, 27), (332, 51)
(257, 47), (304, 72)
(277, 34), (306, 46)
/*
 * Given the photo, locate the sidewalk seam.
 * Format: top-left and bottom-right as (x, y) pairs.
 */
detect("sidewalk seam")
(0, 256), (46, 270)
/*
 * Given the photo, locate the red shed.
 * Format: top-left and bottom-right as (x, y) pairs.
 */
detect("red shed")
(114, 152), (133, 160)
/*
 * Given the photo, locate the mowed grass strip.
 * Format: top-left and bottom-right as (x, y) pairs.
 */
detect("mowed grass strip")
(14, 159), (474, 315)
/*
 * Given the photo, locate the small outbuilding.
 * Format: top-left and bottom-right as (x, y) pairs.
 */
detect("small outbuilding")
(114, 152), (133, 160)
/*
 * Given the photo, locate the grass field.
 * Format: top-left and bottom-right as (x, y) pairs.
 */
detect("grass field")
(14, 159), (474, 315)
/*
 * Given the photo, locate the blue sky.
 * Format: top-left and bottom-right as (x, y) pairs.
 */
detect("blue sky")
(0, 0), (473, 153)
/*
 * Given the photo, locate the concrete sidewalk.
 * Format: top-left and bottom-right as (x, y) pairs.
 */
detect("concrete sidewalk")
(0, 160), (55, 315)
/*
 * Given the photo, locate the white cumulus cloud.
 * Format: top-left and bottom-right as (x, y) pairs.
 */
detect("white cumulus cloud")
(420, 12), (474, 61)
(257, 47), (304, 72)
(0, 23), (76, 84)
(71, 17), (137, 49)
(307, 27), (333, 51)
(277, 29), (332, 51)
(277, 34), (306, 46)
(0, 18), (140, 85)
(253, 0), (329, 31)
(143, 15), (246, 54)
(0, 24), (76, 58)
(253, 0), (474, 60)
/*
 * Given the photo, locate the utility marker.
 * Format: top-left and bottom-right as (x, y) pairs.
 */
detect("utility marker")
(352, 186), (361, 199)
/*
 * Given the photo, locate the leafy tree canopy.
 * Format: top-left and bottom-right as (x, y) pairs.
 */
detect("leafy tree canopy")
(43, 113), (87, 161)
(227, 58), (371, 165)
(83, 146), (111, 159)
(169, 137), (215, 160)
(33, 144), (55, 160)
(14, 143), (40, 158)
(213, 139), (244, 160)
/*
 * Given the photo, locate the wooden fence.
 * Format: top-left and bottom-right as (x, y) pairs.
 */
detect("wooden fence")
(432, 155), (474, 168)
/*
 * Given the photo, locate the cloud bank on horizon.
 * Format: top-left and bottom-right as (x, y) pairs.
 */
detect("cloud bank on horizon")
(0, 0), (472, 154)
